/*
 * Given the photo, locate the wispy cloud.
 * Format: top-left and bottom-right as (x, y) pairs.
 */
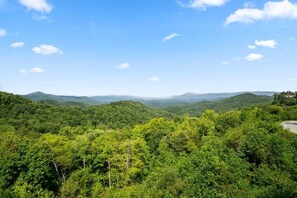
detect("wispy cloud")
(225, 0), (297, 25)
(20, 69), (28, 74)
(33, 44), (62, 55)
(31, 67), (44, 73)
(32, 14), (50, 21)
(248, 44), (256, 49)
(0, 28), (6, 37)
(289, 36), (296, 41)
(244, 53), (263, 61)
(10, 42), (25, 48)
(188, 0), (229, 10)
(243, 1), (256, 8)
(117, 63), (130, 70)
(255, 39), (277, 48)
(149, 76), (160, 82)
(163, 33), (181, 42)
(20, 68), (45, 74)
(19, 0), (53, 13)
(221, 61), (228, 65)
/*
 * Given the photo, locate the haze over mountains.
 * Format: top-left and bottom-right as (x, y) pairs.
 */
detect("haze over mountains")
(24, 91), (277, 107)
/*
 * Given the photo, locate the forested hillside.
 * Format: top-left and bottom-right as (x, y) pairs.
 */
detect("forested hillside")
(1, 92), (297, 197)
(165, 93), (272, 116)
(24, 91), (276, 108)
(273, 91), (297, 106)
(0, 92), (172, 132)
(25, 92), (100, 105)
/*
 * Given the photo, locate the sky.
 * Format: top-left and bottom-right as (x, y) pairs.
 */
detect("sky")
(0, 0), (297, 97)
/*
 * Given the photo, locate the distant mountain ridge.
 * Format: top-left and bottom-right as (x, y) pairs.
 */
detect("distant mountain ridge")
(25, 91), (99, 105)
(24, 91), (277, 107)
(165, 93), (273, 116)
(171, 91), (276, 102)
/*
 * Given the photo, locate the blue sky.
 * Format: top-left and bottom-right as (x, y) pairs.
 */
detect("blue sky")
(1, 0), (297, 97)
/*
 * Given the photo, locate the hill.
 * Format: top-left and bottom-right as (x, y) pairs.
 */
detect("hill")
(0, 92), (172, 131)
(165, 93), (273, 116)
(173, 91), (275, 102)
(24, 91), (277, 107)
(87, 100), (173, 128)
(2, 91), (297, 197)
(25, 91), (99, 105)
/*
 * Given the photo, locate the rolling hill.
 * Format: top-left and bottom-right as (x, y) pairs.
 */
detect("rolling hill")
(0, 92), (173, 131)
(25, 91), (99, 105)
(24, 91), (277, 107)
(164, 93), (273, 116)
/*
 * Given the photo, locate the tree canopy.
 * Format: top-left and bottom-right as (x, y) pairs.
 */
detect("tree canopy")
(1, 91), (297, 197)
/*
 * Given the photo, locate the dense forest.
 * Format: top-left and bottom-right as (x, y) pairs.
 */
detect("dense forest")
(165, 93), (272, 117)
(1, 91), (297, 197)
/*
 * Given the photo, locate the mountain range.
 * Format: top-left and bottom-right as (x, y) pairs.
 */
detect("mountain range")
(24, 91), (277, 107)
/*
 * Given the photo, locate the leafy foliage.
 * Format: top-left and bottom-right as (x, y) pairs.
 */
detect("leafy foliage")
(273, 91), (297, 106)
(1, 91), (297, 197)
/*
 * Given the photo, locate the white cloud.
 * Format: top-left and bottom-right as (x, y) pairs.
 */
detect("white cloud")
(163, 33), (181, 42)
(0, 28), (6, 37)
(226, 0), (297, 25)
(225, 8), (264, 24)
(221, 61), (228, 65)
(19, 0), (52, 13)
(31, 67), (44, 73)
(33, 44), (62, 55)
(244, 53), (263, 61)
(255, 39), (277, 48)
(189, 0), (229, 9)
(10, 42), (25, 48)
(117, 63), (130, 69)
(32, 14), (49, 21)
(248, 44), (256, 49)
(149, 76), (160, 82)
(243, 1), (256, 8)
(289, 36), (295, 40)
(20, 69), (28, 74)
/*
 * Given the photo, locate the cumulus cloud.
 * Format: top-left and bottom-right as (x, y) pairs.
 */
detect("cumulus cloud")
(189, 0), (229, 9)
(20, 69), (28, 74)
(117, 63), (130, 69)
(10, 42), (25, 48)
(31, 67), (44, 73)
(33, 44), (62, 55)
(248, 44), (256, 49)
(244, 53), (263, 61)
(149, 76), (160, 82)
(19, 0), (52, 13)
(163, 33), (181, 42)
(225, 0), (297, 25)
(0, 28), (6, 37)
(255, 39), (277, 48)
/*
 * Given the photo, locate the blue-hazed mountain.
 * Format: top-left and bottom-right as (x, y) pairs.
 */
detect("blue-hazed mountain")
(24, 91), (277, 107)
(25, 91), (100, 105)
